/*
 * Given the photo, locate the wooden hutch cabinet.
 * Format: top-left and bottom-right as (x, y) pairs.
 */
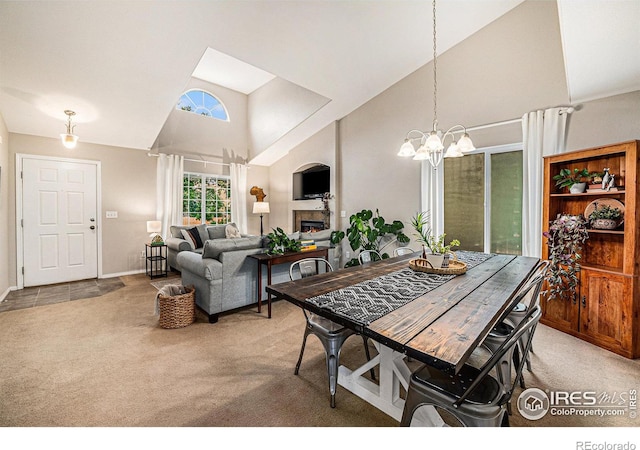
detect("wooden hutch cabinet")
(541, 140), (639, 358)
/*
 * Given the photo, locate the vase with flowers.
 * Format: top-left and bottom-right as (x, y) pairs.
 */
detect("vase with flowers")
(543, 214), (589, 302)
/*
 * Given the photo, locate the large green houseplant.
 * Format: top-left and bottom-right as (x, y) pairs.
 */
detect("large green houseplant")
(265, 227), (301, 255)
(335, 209), (409, 267)
(543, 214), (589, 302)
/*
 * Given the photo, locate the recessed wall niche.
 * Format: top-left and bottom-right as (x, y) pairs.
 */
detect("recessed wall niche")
(292, 164), (330, 200)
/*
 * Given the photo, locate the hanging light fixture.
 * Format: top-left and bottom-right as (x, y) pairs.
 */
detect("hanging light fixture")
(60, 110), (79, 149)
(397, 0), (475, 167)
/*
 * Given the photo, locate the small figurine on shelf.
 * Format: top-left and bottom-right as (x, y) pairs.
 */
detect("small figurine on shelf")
(605, 173), (616, 191)
(601, 168), (611, 190)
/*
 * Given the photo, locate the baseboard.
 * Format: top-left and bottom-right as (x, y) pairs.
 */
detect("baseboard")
(0, 286), (18, 303)
(100, 269), (146, 279)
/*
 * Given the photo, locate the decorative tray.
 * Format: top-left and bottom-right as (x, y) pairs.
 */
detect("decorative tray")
(409, 258), (468, 275)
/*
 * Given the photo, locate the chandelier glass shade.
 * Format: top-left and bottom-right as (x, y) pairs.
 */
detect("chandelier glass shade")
(397, 0), (474, 168)
(60, 110), (79, 149)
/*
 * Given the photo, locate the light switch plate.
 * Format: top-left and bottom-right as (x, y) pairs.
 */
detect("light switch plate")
(106, 211), (118, 219)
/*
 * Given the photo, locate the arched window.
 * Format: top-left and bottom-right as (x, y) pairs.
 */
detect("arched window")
(176, 89), (229, 121)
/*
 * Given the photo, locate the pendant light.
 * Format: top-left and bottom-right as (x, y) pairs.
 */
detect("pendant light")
(397, 0), (474, 167)
(60, 110), (79, 149)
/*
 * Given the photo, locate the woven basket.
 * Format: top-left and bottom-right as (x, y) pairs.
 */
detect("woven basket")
(158, 285), (196, 329)
(409, 258), (468, 275)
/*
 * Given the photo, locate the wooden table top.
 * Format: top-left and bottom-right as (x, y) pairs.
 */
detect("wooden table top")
(247, 246), (329, 263)
(266, 253), (539, 373)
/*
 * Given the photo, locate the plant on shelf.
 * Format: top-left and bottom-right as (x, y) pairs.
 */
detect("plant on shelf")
(588, 203), (622, 230)
(542, 214), (589, 302)
(333, 209), (409, 267)
(265, 227), (301, 255)
(552, 168), (595, 193)
(588, 203), (622, 221)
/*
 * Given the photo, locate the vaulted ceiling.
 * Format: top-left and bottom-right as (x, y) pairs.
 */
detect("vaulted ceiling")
(1, 1), (638, 166)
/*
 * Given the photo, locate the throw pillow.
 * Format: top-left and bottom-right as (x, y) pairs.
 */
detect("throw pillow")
(225, 223), (242, 239)
(181, 227), (204, 250)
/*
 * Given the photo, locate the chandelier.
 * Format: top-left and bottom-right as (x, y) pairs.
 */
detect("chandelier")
(60, 110), (79, 149)
(397, 0), (474, 167)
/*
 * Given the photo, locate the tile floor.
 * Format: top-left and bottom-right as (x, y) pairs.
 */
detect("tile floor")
(0, 277), (126, 313)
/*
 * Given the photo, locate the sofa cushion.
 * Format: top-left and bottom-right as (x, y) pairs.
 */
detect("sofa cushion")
(202, 236), (263, 260)
(225, 223), (242, 239)
(182, 227), (204, 250)
(207, 225), (227, 240)
(169, 223), (208, 243)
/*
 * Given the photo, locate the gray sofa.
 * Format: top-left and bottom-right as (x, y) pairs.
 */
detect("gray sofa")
(168, 224), (337, 323)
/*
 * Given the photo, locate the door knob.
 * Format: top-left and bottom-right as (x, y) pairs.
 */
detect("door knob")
(90, 225), (95, 230)
(90, 218), (95, 222)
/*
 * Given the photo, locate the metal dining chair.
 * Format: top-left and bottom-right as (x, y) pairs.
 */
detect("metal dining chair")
(289, 257), (376, 408)
(481, 260), (550, 398)
(400, 303), (542, 427)
(358, 250), (382, 264)
(393, 247), (415, 257)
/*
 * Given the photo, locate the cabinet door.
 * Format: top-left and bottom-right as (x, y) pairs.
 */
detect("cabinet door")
(541, 280), (579, 332)
(579, 270), (632, 353)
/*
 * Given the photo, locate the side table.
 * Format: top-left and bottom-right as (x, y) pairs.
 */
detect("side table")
(146, 243), (168, 279)
(248, 246), (329, 318)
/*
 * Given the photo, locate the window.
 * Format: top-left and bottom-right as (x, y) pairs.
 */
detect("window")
(176, 89), (229, 121)
(183, 172), (231, 225)
(443, 144), (523, 255)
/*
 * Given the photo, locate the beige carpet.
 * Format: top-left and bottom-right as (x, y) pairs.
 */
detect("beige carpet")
(1, 273), (638, 434)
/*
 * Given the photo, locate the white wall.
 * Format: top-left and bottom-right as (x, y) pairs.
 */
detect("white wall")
(0, 114), (9, 299)
(268, 122), (336, 233)
(8, 134), (157, 283)
(248, 77), (330, 159)
(275, 0), (640, 255)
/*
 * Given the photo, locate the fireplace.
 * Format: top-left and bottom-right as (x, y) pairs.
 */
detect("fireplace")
(300, 220), (325, 232)
(293, 210), (327, 232)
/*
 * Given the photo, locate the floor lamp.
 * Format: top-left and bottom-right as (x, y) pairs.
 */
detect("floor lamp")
(253, 202), (270, 236)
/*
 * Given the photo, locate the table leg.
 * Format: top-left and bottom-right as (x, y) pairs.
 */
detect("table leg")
(257, 261), (262, 313)
(267, 262), (272, 319)
(338, 342), (444, 426)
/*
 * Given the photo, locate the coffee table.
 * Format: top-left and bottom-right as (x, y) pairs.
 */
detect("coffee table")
(248, 246), (329, 318)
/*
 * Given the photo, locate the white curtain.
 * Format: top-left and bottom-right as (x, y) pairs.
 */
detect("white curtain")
(522, 107), (568, 257)
(420, 161), (445, 237)
(156, 154), (184, 239)
(230, 162), (248, 234)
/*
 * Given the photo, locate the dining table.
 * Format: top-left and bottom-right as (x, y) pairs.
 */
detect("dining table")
(266, 251), (540, 423)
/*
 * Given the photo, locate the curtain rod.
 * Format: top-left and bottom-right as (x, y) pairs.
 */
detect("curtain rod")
(459, 105), (575, 133)
(147, 152), (249, 167)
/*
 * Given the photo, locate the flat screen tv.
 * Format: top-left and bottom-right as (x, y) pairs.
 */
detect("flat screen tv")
(296, 165), (330, 199)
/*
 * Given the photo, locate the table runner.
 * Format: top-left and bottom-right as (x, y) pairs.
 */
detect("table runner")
(308, 251), (494, 325)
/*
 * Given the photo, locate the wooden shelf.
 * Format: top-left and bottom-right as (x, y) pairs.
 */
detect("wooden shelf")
(550, 190), (625, 197)
(541, 140), (639, 359)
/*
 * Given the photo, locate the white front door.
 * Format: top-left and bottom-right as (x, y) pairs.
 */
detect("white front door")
(22, 157), (98, 286)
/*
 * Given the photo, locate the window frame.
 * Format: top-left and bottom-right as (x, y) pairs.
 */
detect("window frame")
(442, 142), (523, 254)
(176, 89), (230, 122)
(182, 172), (232, 225)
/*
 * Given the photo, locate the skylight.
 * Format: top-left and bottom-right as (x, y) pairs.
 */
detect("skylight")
(176, 89), (229, 121)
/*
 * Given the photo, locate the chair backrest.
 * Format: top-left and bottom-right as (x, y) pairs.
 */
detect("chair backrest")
(455, 303), (542, 408)
(289, 257), (333, 281)
(504, 260), (550, 318)
(359, 250), (382, 264)
(393, 247), (415, 257)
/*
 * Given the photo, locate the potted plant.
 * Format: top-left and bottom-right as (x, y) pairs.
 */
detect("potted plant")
(542, 214), (589, 302)
(333, 209), (409, 267)
(588, 203), (622, 230)
(410, 211), (460, 268)
(265, 227), (301, 255)
(552, 168), (593, 194)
